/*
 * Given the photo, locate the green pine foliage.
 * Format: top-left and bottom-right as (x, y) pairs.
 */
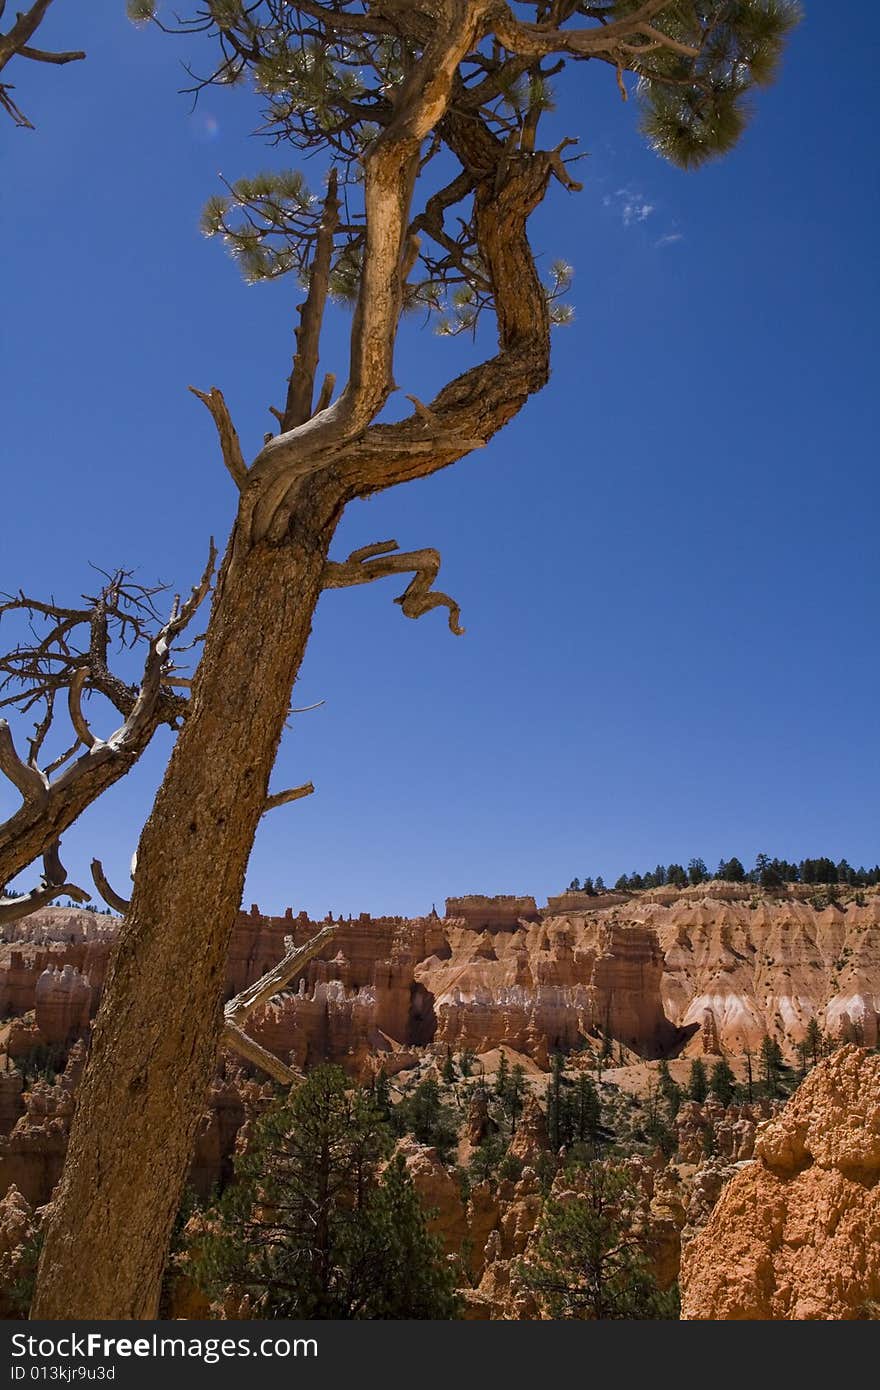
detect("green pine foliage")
(519, 1160), (678, 1319)
(709, 1057), (736, 1106)
(186, 1065), (459, 1319)
(392, 1076), (460, 1161)
(635, 1), (802, 169)
(759, 1035), (788, 1098)
(657, 1059), (683, 1117)
(687, 1057), (709, 1103)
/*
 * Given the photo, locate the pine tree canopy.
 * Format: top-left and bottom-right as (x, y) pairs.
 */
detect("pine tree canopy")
(132, 0), (800, 327)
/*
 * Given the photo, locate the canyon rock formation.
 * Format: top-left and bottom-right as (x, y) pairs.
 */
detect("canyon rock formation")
(680, 1046), (880, 1319)
(3, 886), (877, 1081)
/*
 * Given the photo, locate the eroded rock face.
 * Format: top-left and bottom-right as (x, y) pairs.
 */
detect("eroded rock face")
(680, 1046), (880, 1320)
(34, 965), (92, 1045)
(3, 887), (879, 1077)
(0, 1185), (38, 1317)
(426, 915), (677, 1059)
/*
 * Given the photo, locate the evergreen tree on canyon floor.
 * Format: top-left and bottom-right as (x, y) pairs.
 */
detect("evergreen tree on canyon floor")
(186, 1065), (460, 1320)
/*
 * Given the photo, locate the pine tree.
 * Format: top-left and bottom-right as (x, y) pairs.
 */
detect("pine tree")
(759, 1035), (785, 1098)
(186, 1064), (459, 1318)
(499, 1062), (528, 1135)
(30, 0), (802, 1319)
(519, 1162), (677, 1320)
(687, 1057), (708, 1103)
(373, 1066), (391, 1120)
(441, 1051), (456, 1085)
(805, 1016), (823, 1066)
(718, 856), (745, 883)
(393, 1077), (459, 1160)
(709, 1058), (736, 1106)
(657, 1060), (682, 1117)
(688, 858), (708, 886)
(495, 1051), (510, 1101)
(574, 1074), (601, 1146)
(544, 1050), (572, 1150)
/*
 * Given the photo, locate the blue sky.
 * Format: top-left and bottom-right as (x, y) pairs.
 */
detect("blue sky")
(1, 5), (877, 917)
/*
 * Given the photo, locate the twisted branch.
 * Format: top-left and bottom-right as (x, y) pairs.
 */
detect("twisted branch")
(89, 858), (130, 915)
(282, 169), (340, 430)
(323, 540), (464, 635)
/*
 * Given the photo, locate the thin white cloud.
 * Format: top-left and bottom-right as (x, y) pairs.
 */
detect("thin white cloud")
(605, 186), (656, 228)
(602, 184), (682, 248)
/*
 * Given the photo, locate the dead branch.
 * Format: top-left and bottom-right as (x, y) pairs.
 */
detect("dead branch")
(221, 1020), (301, 1087)
(0, 719), (47, 803)
(188, 387), (248, 488)
(0, 0), (85, 128)
(221, 922), (338, 1083)
(263, 782), (314, 814)
(89, 858), (130, 915)
(0, 839), (88, 926)
(323, 540), (464, 636)
(245, 1), (497, 546)
(0, 543), (216, 894)
(490, 2), (693, 60)
(225, 922), (338, 1026)
(313, 371), (336, 417)
(67, 668), (96, 750)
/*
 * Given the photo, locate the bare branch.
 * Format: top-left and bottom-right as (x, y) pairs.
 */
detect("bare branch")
(0, 0), (85, 128)
(490, 1), (692, 60)
(0, 544), (216, 892)
(0, 839), (88, 926)
(225, 922), (338, 1026)
(188, 386), (248, 488)
(245, 1), (497, 545)
(323, 540), (464, 636)
(67, 668), (97, 750)
(0, 719), (48, 804)
(110, 539), (217, 754)
(220, 922), (338, 1084)
(89, 858), (130, 915)
(263, 782), (314, 814)
(313, 371), (336, 417)
(221, 1020), (301, 1087)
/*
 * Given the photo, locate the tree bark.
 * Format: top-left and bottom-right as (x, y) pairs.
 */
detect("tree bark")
(32, 477), (343, 1319)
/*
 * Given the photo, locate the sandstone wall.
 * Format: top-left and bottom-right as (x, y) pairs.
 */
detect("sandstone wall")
(680, 1046), (880, 1319)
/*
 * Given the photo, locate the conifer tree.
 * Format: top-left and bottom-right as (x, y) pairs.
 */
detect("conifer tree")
(805, 1016), (823, 1067)
(574, 1073), (602, 1147)
(759, 1035), (786, 1098)
(687, 1057), (709, 1103)
(187, 1065), (459, 1318)
(709, 1057), (736, 1106)
(657, 1059), (682, 1117)
(520, 1162), (677, 1320)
